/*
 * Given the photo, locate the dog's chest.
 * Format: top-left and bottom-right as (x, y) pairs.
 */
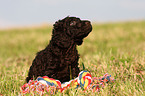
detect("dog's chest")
(60, 49), (79, 66)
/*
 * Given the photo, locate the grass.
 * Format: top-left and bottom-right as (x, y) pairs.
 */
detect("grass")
(0, 21), (145, 95)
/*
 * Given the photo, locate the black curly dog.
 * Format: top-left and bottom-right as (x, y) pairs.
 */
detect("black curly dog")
(26, 16), (92, 83)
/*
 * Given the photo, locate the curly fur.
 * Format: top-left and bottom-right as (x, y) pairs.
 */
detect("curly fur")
(26, 16), (92, 83)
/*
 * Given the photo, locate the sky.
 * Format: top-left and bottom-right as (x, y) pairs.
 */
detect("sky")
(0, 0), (145, 28)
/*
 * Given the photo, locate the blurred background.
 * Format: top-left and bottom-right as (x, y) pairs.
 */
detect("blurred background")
(0, 0), (145, 95)
(0, 0), (145, 29)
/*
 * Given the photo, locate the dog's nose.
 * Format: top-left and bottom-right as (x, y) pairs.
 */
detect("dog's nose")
(85, 21), (90, 25)
(82, 20), (91, 26)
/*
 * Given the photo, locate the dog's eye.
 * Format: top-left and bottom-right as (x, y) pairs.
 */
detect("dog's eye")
(70, 21), (76, 26)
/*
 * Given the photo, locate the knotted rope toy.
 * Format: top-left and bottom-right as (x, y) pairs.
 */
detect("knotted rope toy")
(21, 71), (115, 95)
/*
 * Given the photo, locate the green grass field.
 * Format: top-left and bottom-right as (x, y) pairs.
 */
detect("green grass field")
(0, 21), (145, 95)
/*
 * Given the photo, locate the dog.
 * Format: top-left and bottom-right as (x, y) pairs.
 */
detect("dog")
(26, 16), (92, 83)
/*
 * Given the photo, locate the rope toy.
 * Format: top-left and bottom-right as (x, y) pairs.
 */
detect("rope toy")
(21, 71), (115, 95)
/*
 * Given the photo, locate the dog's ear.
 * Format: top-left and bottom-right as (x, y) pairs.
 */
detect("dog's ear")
(56, 39), (72, 48)
(53, 20), (64, 31)
(52, 35), (72, 48)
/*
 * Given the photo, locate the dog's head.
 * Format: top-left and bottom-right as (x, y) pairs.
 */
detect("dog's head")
(52, 16), (92, 47)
